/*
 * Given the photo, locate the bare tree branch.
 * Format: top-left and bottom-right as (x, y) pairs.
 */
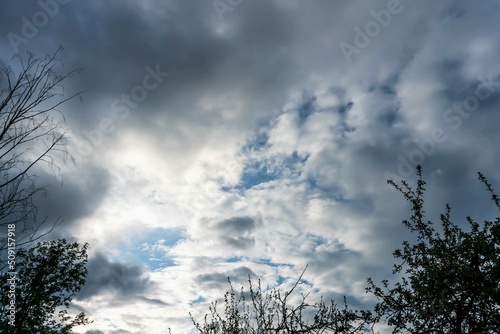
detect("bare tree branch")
(0, 48), (82, 259)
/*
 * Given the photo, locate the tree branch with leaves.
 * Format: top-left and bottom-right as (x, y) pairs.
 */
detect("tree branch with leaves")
(190, 267), (376, 334)
(0, 239), (91, 333)
(367, 166), (500, 334)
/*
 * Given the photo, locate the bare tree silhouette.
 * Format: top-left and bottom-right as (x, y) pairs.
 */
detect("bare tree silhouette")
(0, 48), (82, 258)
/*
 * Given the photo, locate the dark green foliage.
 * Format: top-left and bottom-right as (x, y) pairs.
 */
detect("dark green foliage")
(367, 166), (500, 334)
(0, 239), (91, 333)
(190, 268), (375, 334)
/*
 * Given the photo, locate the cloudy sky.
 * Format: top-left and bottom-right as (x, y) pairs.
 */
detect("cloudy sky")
(1, 0), (500, 332)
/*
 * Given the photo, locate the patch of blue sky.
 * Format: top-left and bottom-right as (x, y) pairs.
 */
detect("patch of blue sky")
(300, 278), (313, 287)
(254, 258), (293, 268)
(231, 151), (310, 191)
(274, 273), (312, 288)
(189, 296), (206, 306)
(134, 251), (177, 271)
(287, 150), (309, 165)
(225, 256), (243, 263)
(239, 161), (278, 189)
(305, 233), (328, 248)
(276, 275), (286, 285)
(241, 130), (270, 154)
(112, 227), (185, 270)
(137, 227), (186, 247)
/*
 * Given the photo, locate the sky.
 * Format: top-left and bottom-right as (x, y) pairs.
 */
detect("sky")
(1, 0), (500, 332)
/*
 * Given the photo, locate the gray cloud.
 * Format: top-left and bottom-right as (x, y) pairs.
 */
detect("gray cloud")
(192, 216), (261, 251)
(34, 163), (111, 230)
(196, 266), (256, 289)
(77, 252), (162, 304)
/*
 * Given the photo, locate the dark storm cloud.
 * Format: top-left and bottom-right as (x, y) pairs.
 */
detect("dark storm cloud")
(34, 163), (111, 229)
(78, 252), (162, 303)
(436, 59), (500, 112)
(2, 0), (303, 133)
(3, 1), (215, 126)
